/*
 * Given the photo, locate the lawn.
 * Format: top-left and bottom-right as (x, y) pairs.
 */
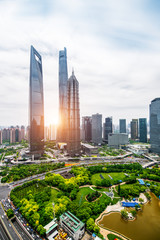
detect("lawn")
(75, 187), (111, 206)
(75, 187), (95, 205)
(91, 172), (126, 185)
(107, 233), (123, 240)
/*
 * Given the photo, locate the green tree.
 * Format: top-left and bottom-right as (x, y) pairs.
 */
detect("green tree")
(37, 225), (46, 236)
(139, 198), (144, 204)
(86, 218), (95, 231)
(121, 210), (128, 219)
(7, 209), (14, 219)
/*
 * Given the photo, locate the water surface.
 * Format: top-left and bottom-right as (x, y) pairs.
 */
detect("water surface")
(99, 193), (160, 240)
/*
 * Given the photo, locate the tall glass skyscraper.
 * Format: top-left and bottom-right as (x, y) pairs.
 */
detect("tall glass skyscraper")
(29, 46), (44, 157)
(131, 119), (138, 140)
(119, 119), (126, 133)
(57, 47), (68, 143)
(150, 98), (160, 153)
(67, 71), (80, 156)
(103, 117), (112, 143)
(82, 116), (92, 142)
(92, 113), (102, 144)
(139, 118), (147, 143)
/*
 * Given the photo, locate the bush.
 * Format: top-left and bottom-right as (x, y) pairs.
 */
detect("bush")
(7, 209), (14, 219)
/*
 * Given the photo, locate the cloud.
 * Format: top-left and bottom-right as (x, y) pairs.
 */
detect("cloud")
(0, 0), (160, 127)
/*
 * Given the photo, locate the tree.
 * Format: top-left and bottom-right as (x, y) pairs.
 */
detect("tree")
(86, 218), (95, 231)
(37, 225), (46, 236)
(7, 209), (14, 219)
(121, 210), (128, 219)
(118, 184), (121, 195)
(139, 198), (144, 204)
(130, 210), (137, 217)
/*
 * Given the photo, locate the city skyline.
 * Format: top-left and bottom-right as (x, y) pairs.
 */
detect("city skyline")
(0, 0), (160, 126)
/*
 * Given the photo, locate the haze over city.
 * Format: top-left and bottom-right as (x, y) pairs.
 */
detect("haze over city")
(0, 0), (160, 126)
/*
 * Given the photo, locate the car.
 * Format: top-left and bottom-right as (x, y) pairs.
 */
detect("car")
(2, 215), (4, 218)
(9, 224), (11, 227)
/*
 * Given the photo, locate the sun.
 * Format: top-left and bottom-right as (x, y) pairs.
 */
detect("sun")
(45, 115), (59, 126)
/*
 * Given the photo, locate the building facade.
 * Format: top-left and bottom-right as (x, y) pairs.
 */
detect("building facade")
(82, 116), (92, 142)
(0, 130), (2, 144)
(131, 119), (138, 140)
(67, 71), (80, 156)
(139, 118), (147, 143)
(150, 98), (160, 153)
(92, 113), (102, 145)
(103, 117), (112, 143)
(57, 47), (68, 143)
(29, 46), (44, 157)
(60, 211), (85, 240)
(119, 119), (126, 133)
(108, 133), (129, 148)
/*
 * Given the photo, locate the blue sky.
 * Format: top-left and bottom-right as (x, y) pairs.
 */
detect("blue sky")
(0, 0), (160, 127)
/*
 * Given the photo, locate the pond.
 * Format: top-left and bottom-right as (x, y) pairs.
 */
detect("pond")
(98, 193), (160, 240)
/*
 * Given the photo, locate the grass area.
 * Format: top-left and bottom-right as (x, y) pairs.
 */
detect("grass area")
(107, 233), (123, 240)
(98, 193), (111, 204)
(13, 182), (45, 200)
(113, 189), (120, 198)
(75, 187), (95, 205)
(91, 172), (126, 185)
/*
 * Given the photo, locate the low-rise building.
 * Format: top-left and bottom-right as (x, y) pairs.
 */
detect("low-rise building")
(81, 143), (98, 155)
(60, 211), (85, 240)
(108, 133), (129, 148)
(44, 219), (58, 240)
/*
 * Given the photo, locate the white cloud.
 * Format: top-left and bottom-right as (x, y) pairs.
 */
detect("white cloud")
(0, 0), (160, 127)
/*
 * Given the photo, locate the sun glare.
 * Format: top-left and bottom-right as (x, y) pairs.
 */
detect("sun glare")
(45, 115), (59, 126)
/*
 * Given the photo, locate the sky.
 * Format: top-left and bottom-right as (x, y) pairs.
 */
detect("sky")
(0, 0), (160, 127)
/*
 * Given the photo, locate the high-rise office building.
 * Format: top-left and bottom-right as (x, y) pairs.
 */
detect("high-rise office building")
(2, 128), (10, 141)
(57, 47), (68, 143)
(15, 126), (21, 142)
(131, 119), (138, 140)
(29, 46), (44, 157)
(82, 116), (92, 142)
(139, 118), (147, 143)
(67, 71), (80, 156)
(103, 117), (112, 143)
(150, 98), (160, 153)
(119, 119), (126, 133)
(0, 130), (2, 144)
(92, 113), (102, 145)
(9, 128), (16, 144)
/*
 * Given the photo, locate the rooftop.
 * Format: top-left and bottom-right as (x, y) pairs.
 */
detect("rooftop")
(44, 219), (58, 234)
(60, 211), (84, 232)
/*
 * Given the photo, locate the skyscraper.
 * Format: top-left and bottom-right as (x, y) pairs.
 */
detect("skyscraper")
(103, 117), (112, 143)
(29, 46), (44, 157)
(82, 116), (92, 142)
(0, 130), (2, 144)
(57, 47), (68, 143)
(21, 126), (25, 140)
(67, 71), (80, 156)
(92, 113), (102, 145)
(139, 118), (147, 143)
(9, 128), (15, 144)
(131, 119), (138, 140)
(119, 119), (126, 133)
(150, 98), (160, 153)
